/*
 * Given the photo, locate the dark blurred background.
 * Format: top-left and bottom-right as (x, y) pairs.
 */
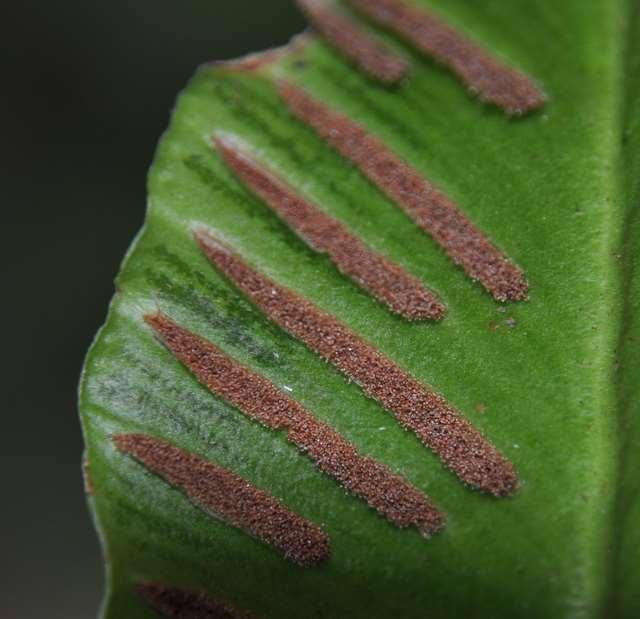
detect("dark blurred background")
(2, 2), (305, 617)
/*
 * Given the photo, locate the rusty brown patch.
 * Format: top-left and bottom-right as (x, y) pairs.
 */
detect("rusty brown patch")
(137, 582), (257, 619)
(210, 34), (310, 74)
(297, 0), (409, 84)
(145, 311), (445, 536)
(195, 231), (518, 496)
(214, 133), (444, 320)
(114, 433), (331, 566)
(349, 0), (545, 114)
(279, 81), (529, 302)
(82, 455), (94, 495)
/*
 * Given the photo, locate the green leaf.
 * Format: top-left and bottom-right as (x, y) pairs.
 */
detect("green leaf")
(79, 0), (640, 616)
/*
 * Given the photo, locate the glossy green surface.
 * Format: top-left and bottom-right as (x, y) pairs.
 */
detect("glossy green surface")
(79, 1), (640, 616)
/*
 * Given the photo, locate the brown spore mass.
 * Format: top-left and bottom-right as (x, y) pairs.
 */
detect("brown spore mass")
(296, 0), (409, 84)
(214, 134), (445, 321)
(113, 433), (331, 566)
(195, 232), (519, 496)
(211, 37), (309, 74)
(137, 582), (257, 619)
(82, 456), (94, 495)
(279, 81), (529, 302)
(349, 0), (546, 115)
(145, 311), (445, 536)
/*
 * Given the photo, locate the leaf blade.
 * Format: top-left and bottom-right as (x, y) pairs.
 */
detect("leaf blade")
(79, 1), (639, 617)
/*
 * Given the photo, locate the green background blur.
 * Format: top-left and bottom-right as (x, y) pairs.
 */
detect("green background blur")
(2, 2), (305, 617)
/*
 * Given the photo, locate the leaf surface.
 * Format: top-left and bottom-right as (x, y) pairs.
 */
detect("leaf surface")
(79, 1), (640, 616)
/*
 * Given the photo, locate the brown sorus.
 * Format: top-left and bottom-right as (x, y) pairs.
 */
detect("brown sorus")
(145, 311), (445, 537)
(211, 41), (303, 74)
(195, 231), (519, 496)
(296, 0), (409, 84)
(113, 433), (331, 566)
(214, 133), (445, 320)
(137, 582), (257, 619)
(82, 456), (94, 495)
(279, 81), (529, 302)
(349, 0), (545, 114)
(217, 50), (285, 73)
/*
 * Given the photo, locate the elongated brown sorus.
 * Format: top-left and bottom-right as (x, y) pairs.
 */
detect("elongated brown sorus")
(349, 0), (545, 115)
(195, 231), (518, 496)
(214, 133), (445, 321)
(113, 433), (331, 566)
(145, 311), (445, 537)
(296, 0), (409, 84)
(278, 81), (529, 302)
(137, 582), (257, 619)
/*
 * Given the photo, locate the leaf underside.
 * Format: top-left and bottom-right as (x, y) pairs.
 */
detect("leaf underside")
(79, 1), (640, 617)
